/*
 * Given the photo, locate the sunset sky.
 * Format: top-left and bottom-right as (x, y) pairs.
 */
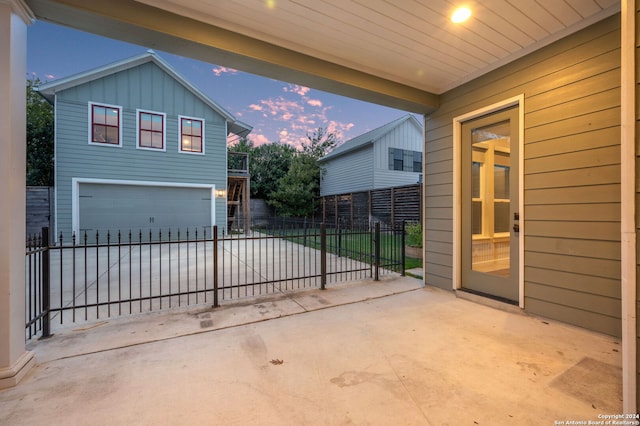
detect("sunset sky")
(27, 21), (414, 149)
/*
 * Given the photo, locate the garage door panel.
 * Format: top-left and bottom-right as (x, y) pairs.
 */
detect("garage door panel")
(79, 183), (212, 237)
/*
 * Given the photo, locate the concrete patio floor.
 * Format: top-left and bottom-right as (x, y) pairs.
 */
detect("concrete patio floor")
(1, 276), (622, 425)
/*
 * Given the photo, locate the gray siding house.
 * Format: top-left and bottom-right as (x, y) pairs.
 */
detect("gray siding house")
(37, 51), (251, 238)
(318, 114), (422, 196)
(5, 0), (640, 411)
(424, 14), (621, 337)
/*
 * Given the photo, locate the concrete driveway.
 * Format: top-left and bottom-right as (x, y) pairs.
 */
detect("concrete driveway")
(5, 277), (622, 425)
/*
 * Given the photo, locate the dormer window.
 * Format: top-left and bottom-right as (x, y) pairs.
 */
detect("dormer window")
(179, 116), (205, 154)
(89, 102), (122, 146)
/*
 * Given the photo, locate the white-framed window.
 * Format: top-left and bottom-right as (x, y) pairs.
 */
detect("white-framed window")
(178, 115), (205, 154)
(136, 109), (166, 151)
(88, 102), (123, 147)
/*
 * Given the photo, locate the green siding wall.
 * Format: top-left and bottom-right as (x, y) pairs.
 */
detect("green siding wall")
(54, 61), (228, 237)
(424, 14), (621, 336)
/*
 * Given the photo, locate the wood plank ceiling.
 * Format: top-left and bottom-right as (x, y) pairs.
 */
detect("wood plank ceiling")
(136, 0), (619, 94)
(25, 0), (620, 111)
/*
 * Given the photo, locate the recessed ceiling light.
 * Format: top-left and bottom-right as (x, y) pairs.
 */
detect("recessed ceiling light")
(451, 7), (472, 23)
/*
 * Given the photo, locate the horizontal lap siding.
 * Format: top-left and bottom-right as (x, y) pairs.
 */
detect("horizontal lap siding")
(319, 147), (373, 196)
(424, 14), (621, 336)
(636, 1), (640, 408)
(55, 62), (228, 237)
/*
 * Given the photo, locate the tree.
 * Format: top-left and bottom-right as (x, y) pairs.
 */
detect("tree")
(252, 142), (297, 199)
(301, 127), (338, 160)
(26, 78), (54, 186)
(229, 138), (296, 199)
(268, 154), (319, 217)
(268, 127), (338, 217)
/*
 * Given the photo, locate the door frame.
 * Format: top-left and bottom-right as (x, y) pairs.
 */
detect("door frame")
(452, 95), (525, 308)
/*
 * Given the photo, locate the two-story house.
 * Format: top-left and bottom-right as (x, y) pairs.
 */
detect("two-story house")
(37, 50), (251, 239)
(318, 114), (423, 197)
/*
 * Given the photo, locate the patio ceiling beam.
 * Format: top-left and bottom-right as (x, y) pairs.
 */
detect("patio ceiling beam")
(25, 0), (440, 114)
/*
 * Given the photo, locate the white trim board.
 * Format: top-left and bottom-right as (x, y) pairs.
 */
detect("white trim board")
(620, 0), (636, 413)
(452, 94), (525, 309)
(71, 177), (216, 236)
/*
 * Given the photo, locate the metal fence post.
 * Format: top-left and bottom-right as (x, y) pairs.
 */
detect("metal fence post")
(401, 221), (406, 276)
(374, 222), (380, 281)
(321, 222), (327, 290)
(213, 225), (219, 307)
(41, 227), (51, 338)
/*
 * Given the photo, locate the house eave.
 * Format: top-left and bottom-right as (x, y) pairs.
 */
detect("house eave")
(318, 141), (373, 163)
(35, 50), (250, 133)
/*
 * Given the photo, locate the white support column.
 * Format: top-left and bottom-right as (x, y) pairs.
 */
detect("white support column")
(0, 0), (35, 390)
(621, 0), (637, 414)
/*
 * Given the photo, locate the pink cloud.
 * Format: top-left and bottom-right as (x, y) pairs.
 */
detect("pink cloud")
(326, 120), (355, 140)
(211, 66), (238, 77)
(227, 133), (243, 146)
(242, 91), (356, 150)
(247, 133), (270, 146)
(258, 97), (305, 121)
(283, 84), (310, 96)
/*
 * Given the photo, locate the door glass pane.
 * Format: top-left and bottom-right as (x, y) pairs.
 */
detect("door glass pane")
(494, 165), (509, 199)
(472, 201), (482, 235)
(472, 162), (481, 198)
(494, 202), (510, 233)
(470, 120), (511, 276)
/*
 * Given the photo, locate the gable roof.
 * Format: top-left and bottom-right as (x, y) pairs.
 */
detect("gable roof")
(319, 114), (422, 162)
(36, 50), (252, 138)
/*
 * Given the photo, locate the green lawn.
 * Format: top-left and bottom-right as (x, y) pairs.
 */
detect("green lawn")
(257, 226), (418, 271)
(404, 256), (423, 270)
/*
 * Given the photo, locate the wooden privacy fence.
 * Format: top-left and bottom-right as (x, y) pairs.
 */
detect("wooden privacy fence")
(321, 184), (422, 227)
(26, 186), (54, 241)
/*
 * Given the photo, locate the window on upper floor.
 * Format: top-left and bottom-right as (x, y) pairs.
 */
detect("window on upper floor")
(393, 148), (403, 171)
(89, 102), (122, 146)
(388, 148), (422, 173)
(413, 151), (422, 173)
(137, 110), (166, 151)
(179, 116), (205, 154)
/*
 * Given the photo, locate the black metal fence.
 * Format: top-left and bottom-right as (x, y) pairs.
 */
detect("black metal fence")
(25, 219), (406, 340)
